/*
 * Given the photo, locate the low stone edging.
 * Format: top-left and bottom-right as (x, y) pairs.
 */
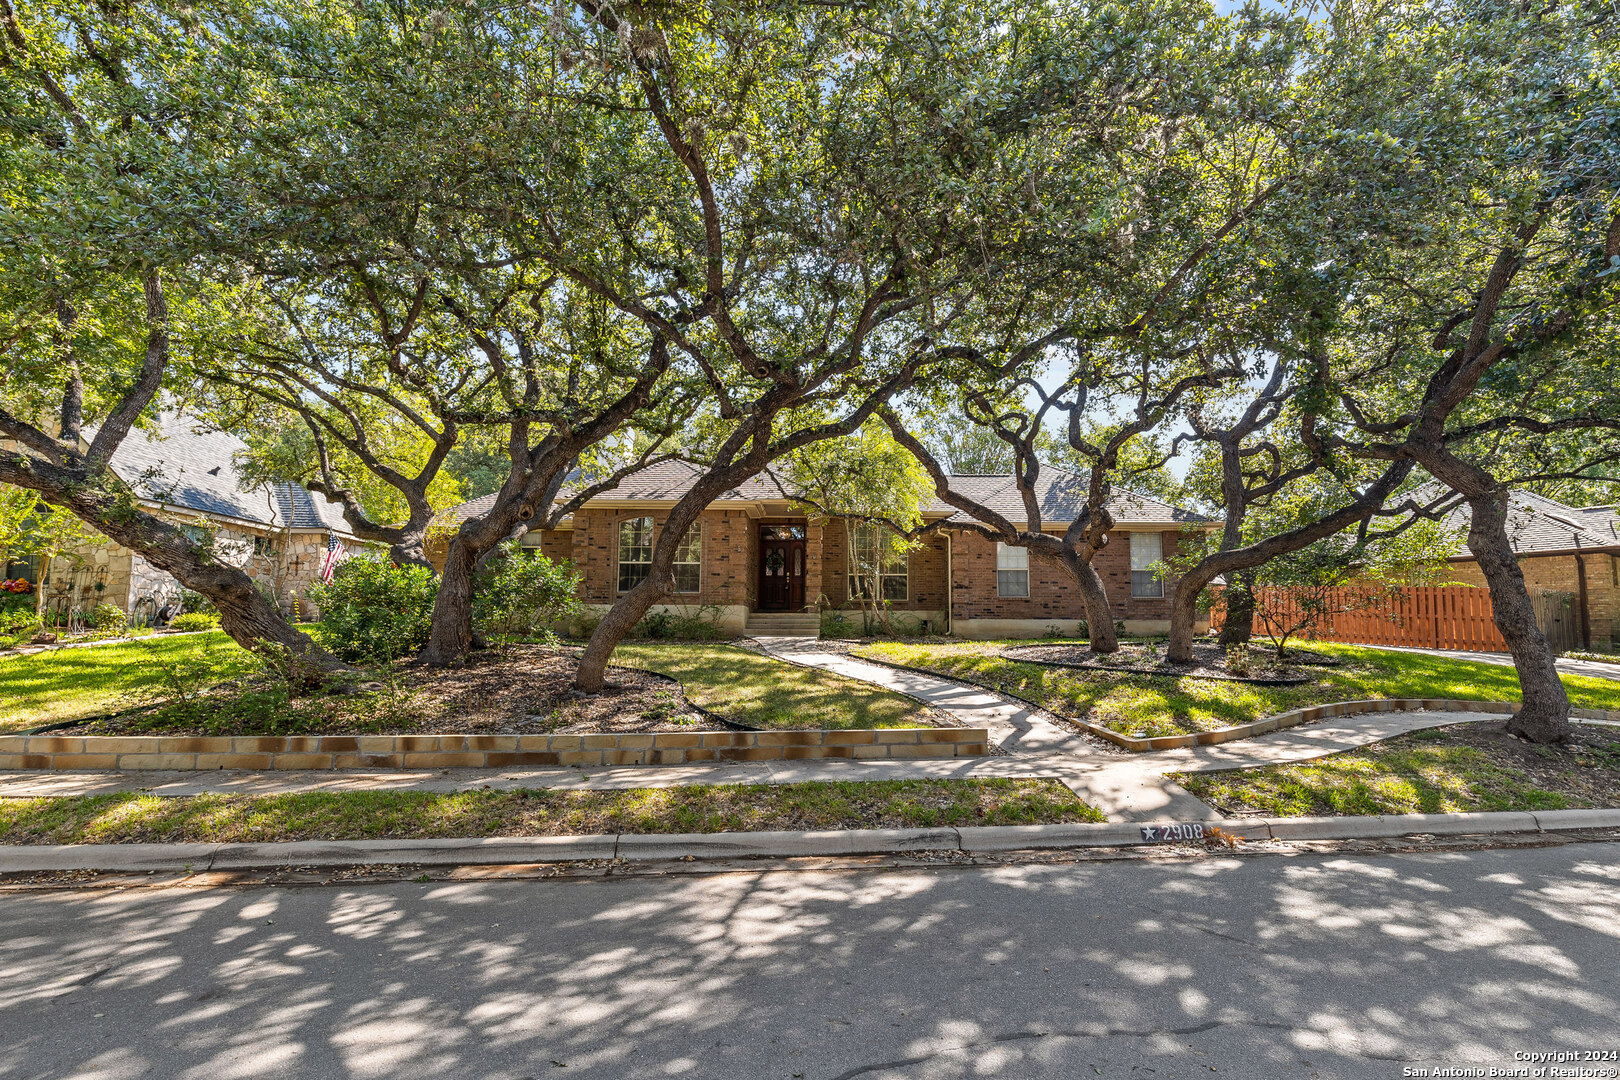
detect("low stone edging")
(4, 808), (1616, 875)
(0, 727), (992, 772)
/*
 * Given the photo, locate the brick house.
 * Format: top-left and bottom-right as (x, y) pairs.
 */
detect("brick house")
(1, 413), (366, 626)
(1434, 490), (1620, 648)
(429, 462), (1213, 638)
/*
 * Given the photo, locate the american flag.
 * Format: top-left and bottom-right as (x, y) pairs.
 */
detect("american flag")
(319, 537), (349, 583)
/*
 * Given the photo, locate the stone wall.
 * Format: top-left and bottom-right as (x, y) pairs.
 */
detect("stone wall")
(0, 727), (993, 770)
(38, 518), (351, 626)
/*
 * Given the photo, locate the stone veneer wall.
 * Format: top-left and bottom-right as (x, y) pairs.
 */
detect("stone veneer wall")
(0, 728), (992, 771)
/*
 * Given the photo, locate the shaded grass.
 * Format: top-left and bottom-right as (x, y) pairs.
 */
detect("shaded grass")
(0, 779), (1102, 844)
(854, 640), (1620, 738)
(613, 642), (937, 729)
(0, 632), (257, 732)
(1174, 725), (1620, 816)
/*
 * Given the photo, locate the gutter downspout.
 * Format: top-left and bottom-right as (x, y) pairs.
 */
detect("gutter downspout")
(1574, 539), (1591, 651)
(944, 530), (953, 637)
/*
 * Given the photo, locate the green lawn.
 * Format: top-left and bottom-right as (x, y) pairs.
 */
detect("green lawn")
(0, 632), (258, 732)
(1, 636), (936, 735)
(611, 642), (936, 729)
(0, 778), (1102, 844)
(854, 640), (1620, 738)
(1174, 724), (1620, 816)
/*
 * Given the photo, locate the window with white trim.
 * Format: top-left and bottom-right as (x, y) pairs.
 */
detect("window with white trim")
(617, 517), (654, 592)
(849, 524), (908, 601)
(672, 523), (702, 594)
(996, 543), (1029, 597)
(1130, 532), (1163, 598)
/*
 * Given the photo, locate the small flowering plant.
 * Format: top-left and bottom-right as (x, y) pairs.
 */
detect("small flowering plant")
(1, 578), (35, 595)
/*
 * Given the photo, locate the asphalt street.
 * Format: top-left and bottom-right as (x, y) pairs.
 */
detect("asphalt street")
(1, 843), (1617, 1080)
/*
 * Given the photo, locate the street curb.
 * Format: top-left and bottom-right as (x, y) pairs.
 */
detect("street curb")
(2, 809), (1616, 874)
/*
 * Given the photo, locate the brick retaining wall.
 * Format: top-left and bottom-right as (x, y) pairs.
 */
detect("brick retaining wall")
(0, 728), (992, 771)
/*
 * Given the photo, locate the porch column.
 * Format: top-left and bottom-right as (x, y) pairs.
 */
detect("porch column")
(804, 519), (824, 611)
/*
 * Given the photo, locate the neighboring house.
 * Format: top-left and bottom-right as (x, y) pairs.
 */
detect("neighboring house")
(1434, 490), (1620, 648)
(429, 461), (1213, 638)
(0, 413), (364, 626)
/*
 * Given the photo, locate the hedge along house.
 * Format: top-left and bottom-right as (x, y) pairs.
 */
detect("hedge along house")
(0, 412), (365, 626)
(428, 461), (1214, 638)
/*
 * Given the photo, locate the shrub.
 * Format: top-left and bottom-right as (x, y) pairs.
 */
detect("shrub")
(469, 540), (583, 641)
(178, 588), (216, 615)
(819, 609), (854, 639)
(171, 612), (221, 632)
(92, 602), (129, 637)
(0, 591), (37, 635)
(1224, 644), (1252, 677)
(472, 543), (583, 643)
(307, 558), (437, 662)
(631, 604), (726, 640)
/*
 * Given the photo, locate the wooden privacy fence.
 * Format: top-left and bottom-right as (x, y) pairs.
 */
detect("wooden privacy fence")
(1212, 585), (1511, 653)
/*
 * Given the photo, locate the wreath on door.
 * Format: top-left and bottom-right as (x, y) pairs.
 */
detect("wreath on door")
(765, 549), (786, 576)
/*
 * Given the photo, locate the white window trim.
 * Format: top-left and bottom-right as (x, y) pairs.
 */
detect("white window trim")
(1129, 531), (1164, 599)
(617, 516), (654, 594)
(672, 522), (702, 594)
(996, 542), (1029, 598)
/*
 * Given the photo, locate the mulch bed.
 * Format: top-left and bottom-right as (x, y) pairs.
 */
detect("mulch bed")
(66, 645), (719, 737)
(1000, 641), (1330, 685)
(1430, 721), (1620, 806)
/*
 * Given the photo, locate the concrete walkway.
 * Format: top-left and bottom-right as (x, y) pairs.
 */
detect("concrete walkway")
(1361, 642), (1620, 682)
(1, 637), (1599, 822)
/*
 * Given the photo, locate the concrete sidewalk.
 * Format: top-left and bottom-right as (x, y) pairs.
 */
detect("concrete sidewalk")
(1, 638), (1605, 823)
(1361, 642), (1620, 682)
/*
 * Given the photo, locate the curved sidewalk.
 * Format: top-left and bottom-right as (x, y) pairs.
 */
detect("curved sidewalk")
(0, 638), (1592, 822)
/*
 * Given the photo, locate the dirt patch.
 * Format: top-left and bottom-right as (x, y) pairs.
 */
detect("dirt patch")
(1177, 719), (1620, 817)
(69, 646), (717, 737)
(1001, 641), (1330, 684)
(1428, 720), (1620, 806)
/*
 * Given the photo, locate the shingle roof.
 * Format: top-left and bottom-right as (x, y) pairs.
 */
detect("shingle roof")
(1435, 489), (1620, 556)
(102, 413), (355, 537)
(431, 461), (1209, 528)
(1575, 505), (1620, 544)
(932, 471), (1208, 526)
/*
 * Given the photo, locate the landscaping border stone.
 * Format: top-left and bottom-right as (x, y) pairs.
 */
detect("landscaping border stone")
(0, 726), (992, 771)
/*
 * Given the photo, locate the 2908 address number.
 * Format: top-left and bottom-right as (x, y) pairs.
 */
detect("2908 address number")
(1139, 823), (1206, 842)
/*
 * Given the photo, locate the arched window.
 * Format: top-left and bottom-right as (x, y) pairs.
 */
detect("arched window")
(618, 517), (654, 592)
(673, 523), (702, 593)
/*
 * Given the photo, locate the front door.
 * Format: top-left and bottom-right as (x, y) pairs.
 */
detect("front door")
(757, 525), (806, 611)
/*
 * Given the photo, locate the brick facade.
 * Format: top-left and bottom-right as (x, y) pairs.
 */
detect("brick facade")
(949, 528), (1193, 634)
(1444, 551), (1620, 645)
(497, 511), (1198, 636)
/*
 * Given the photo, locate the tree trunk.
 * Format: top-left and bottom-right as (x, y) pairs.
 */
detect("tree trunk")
(1075, 558), (1118, 653)
(575, 572), (668, 692)
(1218, 574), (1255, 646)
(1166, 564), (1218, 663)
(1466, 493), (1571, 743)
(420, 536), (480, 666)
